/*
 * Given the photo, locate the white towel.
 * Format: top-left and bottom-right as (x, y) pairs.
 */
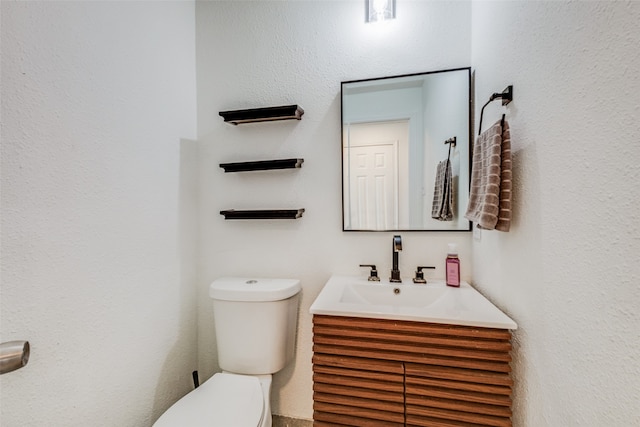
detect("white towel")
(465, 119), (512, 231)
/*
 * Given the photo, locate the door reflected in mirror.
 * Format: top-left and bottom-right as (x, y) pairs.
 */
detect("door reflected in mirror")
(342, 68), (471, 231)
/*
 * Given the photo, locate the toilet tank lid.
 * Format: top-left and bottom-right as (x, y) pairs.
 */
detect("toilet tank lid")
(209, 277), (301, 302)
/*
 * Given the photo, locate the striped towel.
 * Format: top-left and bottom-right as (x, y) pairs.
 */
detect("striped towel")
(465, 119), (512, 231)
(431, 159), (453, 221)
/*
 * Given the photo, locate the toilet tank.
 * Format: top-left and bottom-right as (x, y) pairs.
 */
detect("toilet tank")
(209, 278), (301, 375)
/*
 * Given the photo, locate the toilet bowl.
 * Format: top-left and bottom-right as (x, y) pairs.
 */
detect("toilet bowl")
(153, 373), (268, 427)
(153, 277), (300, 427)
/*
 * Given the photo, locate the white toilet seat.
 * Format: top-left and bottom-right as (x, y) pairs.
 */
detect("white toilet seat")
(153, 373), (264, 427)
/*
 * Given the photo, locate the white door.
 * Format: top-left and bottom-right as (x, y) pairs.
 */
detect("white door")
(343, 121), (409, 230)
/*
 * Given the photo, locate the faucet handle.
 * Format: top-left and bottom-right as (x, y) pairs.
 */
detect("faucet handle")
(359, 264), (380, 281)
(413, 266), (435, 284)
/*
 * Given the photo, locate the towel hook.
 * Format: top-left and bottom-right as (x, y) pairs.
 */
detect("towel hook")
(444, 136), (456, 161)
(478, 85), (513, 135)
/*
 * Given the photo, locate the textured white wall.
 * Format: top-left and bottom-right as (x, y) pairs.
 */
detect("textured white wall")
(6, 1), (634, 425)
(0, 2), (198, 426)
(195, 1), (472, 420)
(471, 1), (640, 425)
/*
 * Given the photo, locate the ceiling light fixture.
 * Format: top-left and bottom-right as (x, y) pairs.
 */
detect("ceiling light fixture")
(365, 0), (396, 23)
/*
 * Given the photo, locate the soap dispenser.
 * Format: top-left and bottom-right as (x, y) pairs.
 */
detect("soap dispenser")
(446, 243), (460, 287)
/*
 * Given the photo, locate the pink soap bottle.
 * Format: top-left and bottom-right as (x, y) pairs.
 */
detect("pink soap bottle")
(446, 243), (460, 287)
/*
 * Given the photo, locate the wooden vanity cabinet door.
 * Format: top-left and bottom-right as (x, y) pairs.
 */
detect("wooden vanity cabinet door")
(403, 324), (513, 427)
(405, 363), (513, 427)
(312, 315), (405, 426)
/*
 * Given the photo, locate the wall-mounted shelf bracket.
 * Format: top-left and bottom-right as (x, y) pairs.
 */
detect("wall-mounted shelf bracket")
(219, 105), (304, 125)
(220, 158), (304, 173)
(220, 209), (305, 220)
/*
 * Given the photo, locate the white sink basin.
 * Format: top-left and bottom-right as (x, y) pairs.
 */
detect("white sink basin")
(340, 282), (447, 307)
(310, 275), (517, 329)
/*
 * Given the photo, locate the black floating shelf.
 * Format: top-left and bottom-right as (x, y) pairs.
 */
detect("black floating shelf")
(220, 209), (305, 220)
(220, 158), (304, 173)
(219, 105), (304, 125)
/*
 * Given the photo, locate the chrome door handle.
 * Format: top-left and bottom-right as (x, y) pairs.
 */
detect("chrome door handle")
(0, 341), (30, 375)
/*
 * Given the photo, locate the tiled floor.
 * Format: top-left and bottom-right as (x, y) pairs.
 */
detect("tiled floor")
(273, 414), (313, 427)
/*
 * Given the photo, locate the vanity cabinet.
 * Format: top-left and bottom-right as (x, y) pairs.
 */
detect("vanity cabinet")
(312, 315), (513, 427)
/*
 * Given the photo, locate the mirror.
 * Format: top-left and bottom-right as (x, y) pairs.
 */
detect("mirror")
(341, 67), (471, 231)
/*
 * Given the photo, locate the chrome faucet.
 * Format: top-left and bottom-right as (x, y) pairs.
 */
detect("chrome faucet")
(390, 235), (402, 283)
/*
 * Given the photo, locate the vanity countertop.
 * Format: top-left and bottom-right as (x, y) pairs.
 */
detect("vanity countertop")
(310, 275), (517, 330)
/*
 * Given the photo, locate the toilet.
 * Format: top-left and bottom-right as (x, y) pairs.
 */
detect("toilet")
(153, 277), (301, 427)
